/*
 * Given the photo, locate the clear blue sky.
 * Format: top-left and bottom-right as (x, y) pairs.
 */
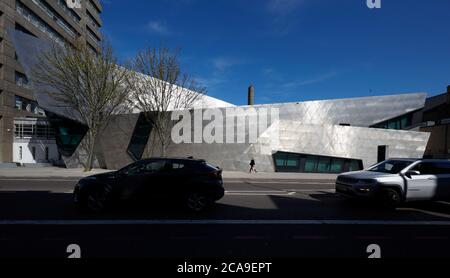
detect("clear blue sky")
(101, 0), (450, 106)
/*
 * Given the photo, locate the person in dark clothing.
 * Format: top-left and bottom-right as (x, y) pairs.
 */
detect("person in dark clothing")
(249, 159), (257, 173)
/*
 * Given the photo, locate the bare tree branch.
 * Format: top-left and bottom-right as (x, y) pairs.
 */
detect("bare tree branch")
(128, 45), (207, 157)
(32, 39), (134, 171)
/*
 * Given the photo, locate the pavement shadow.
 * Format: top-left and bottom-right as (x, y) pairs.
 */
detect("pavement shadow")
(309, 192), (450, 220)
(0, 191), (449, 221)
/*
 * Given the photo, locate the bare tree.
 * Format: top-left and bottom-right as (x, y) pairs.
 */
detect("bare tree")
(33, 40), (133, 171)
(128, 46), (206, 157)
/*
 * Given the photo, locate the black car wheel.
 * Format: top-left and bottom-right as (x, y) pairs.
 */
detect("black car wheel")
(73, 187), (80, 204)
(185, 192), (212, 212)
(379, 188), (402, 208)
(84, 186), (111, 213)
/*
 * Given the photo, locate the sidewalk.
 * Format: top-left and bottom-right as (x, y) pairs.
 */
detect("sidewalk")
(0, 167), (113, 179)
(0, 167), (337, 181)
(223, 171), (337, 180)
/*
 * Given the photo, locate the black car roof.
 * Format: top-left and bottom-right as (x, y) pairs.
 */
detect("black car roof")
(386, 158), (450, 163)
(139, 157), (206, 163)
(387, 158), (421, 162)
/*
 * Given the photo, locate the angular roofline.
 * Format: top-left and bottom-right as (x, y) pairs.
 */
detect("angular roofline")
(235, 92), (427, 108)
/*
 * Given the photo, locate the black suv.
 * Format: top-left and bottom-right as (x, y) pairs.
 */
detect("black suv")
(73, 158), (224, 212)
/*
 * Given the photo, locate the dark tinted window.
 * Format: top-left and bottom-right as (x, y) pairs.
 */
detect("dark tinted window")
(121, 162), (144, 175)
(204, 162), (219, 171)
(435, 162), (450, 174)
(143, 160), (166, 173)
(369, 160), (413, 174)
(273, 151), (362, 173)
(121, 160), (165, 175)
(169, 161), (186, 170)
(371, 113), (413, 130)
(46, 112), (88, 157)
(414, 162), (450, 175)
(127, 113), (153, 161)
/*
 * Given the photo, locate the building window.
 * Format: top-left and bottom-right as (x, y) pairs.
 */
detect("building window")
(15, 23), (36, 37)
(348, 160), (361, 172)
(57, 0), (81, 23)
(87, 42), (98, 55)
(273, 152), (363, 173)
(14, 95), (45, 115)
(127, 113), (153, 161)
(87, 26), (101, 44)
(16, 1), (65, 46)
(371, 113), (414, 130)
(30, 0), (79, 38)
(317, 157), (331, 172)
(304, 156), (318, 173)
(46, 112), (88, 157)
(88, 0), (101, 15)
(86, 9), (100, 30)
(14, 119), (55, 140)
(330, 158), (345, 173)
(15, 71), (30, 89)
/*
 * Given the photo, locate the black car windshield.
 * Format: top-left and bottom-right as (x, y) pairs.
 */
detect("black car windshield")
(117, 161), (142, 175)
(368, 160), (414, 174)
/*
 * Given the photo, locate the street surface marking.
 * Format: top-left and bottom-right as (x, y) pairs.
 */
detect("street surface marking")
(414, 236), (449, 240)
(8, 189), (332, 195)
(0, 179), (78, 182)
(292, 236), (335, 240)
(1, 220), (450, 226)
(225, 190), (295, 196)
(225, 181), (334, 185)
(284, 189), (335, 193)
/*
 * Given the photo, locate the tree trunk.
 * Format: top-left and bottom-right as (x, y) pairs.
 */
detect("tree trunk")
(85, 131), (97, 171)
(161, 143), (167, 158)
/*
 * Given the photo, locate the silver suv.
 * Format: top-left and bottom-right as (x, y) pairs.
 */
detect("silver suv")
(336, 159), (450, 207)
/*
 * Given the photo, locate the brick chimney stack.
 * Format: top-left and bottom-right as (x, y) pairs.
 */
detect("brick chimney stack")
(248, 85), (255, 106)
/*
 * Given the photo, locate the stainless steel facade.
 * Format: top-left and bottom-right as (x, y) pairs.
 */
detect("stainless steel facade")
(9, 25), (432, 172)
(144, 99), (430, 172)
(86, 95), (430, 172)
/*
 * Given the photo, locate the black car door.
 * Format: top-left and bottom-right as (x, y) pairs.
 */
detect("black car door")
(160, 160), (192, 195)
(137, 159), (169, 199)
(434, 161), (450, 200)
(116, 161), (149, 200)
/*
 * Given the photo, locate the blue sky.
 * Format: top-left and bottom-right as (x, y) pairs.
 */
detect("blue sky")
(101, 0), (450, 106)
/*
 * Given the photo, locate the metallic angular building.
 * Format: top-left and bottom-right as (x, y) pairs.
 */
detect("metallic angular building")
(8, 27), (433, 173)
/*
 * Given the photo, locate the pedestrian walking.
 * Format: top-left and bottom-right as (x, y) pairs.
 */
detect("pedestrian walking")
(249, 158), (257, 173)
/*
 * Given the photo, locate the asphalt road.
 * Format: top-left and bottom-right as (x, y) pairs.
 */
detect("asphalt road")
(0, 177), (450, 258)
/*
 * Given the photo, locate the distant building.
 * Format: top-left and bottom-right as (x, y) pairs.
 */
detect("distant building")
(0, 0), (103, 164)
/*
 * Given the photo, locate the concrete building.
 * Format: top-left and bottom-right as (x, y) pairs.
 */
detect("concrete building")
(0, 0), (102, 164)
(7, 25), (450, 172)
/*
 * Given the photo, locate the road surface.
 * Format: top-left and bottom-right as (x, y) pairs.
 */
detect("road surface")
(0, 177), (449, 258)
